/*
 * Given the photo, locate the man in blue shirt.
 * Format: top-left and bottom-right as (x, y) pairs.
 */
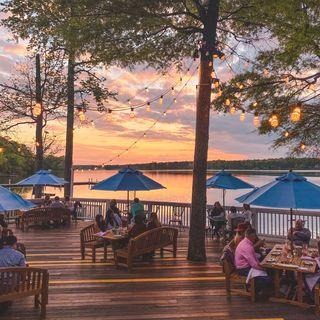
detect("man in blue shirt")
(0, 235), (26, 267)
(130, 198), (144, 219)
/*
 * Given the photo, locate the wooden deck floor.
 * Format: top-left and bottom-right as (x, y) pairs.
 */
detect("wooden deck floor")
(1, 221), (318, 320)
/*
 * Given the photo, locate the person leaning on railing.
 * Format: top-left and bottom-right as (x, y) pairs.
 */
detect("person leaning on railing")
(209, 201), (226, 239)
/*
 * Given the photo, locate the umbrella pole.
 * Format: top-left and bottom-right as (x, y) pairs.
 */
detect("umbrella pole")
(222, 189), (226, 208)
(290, 208), (294, 254)
(127, 190), (130, 212)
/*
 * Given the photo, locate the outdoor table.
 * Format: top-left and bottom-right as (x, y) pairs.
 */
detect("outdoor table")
(261, 244), (318, 308)
(94, 230), (128, 261)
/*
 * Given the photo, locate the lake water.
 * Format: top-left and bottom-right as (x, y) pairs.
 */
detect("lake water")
(16, 170), (320, 206)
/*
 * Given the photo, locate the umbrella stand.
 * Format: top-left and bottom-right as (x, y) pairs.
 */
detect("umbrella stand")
(290, 208), (294, 253)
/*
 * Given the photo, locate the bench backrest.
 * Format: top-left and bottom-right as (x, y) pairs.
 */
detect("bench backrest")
(0, 267), (48, 302)
(21, 207), (70, 223)
(80, 224), (99, 244)
(128, 227), (178, 256)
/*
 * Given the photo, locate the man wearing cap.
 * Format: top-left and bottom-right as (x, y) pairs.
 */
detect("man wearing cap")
(287, 219), (311, 246)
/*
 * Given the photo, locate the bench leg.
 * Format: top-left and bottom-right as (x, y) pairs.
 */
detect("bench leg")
(127, 256), (132, 272)
(40, 295), (47, 319)
(225, 279), (231, 297)
(92, 248), (96, 263)
(34, 294), (40, 308)
(81, 246), (85, 260)
(160, 248), (164, 258)
(250, 278), (255, 302)
(103, 243), (108, 261)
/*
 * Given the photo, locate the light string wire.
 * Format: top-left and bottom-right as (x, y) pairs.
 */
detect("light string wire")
(102, 63), (199, 166)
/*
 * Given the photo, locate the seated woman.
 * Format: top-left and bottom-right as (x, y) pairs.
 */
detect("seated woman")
(147, 213), (162, 230)
(95, 214), (107, 232)
(209, 201), (226, 239)
(105, 200), (122, 229)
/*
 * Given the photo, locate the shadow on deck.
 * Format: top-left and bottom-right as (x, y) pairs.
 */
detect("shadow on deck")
(1, 221), (317, 320)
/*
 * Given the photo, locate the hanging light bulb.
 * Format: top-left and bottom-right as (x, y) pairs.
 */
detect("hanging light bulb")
(252, 102), (258, 108)
(91, 120), (95, 127)
(263, 68), (269, 76)
(130, 107), (135, 118)
(220, 53), (225, 61)
(163, 111), (167, 116)
(0, 147), (4, 153)
(159, 95), (163, 105)
(217, 90), (223, 97)
(240, 111), (246, 121)
(290, 106), (301, 122)
(238, 83), (244, 90)
(146, 102), (151, 112)
(173, 98), (177, 103)
(208, 61), (213, 67)
(143, 133), (146, 137)
(145, 87), (149, 93)
(211, 71), (216, 78)
(269, 114), (279, 128)
(225, 98), (231, 106)
(35, 141), (40, 147)
(230, 106), (236, 114)
(32, 102), (42, 117)
(106, 109), (112, 120)
(78, 110), (86, 122)
(301, 143), (306, 151)
(17, 147), (21, 152)
(171, 87), (175, 94)
(213, 53), (219, 59)
(253, 114), (260, 127)
(179, 77), (183, 83)
(284, 131), (289, 138)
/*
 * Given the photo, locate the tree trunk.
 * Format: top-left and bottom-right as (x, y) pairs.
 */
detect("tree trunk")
(64, 52), (75, 197)
(34, 53), (43, 198)
(188, 0), (220, 261)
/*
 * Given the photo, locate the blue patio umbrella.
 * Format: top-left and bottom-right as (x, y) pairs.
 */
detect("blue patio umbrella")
(206, 170), (254, 207)
(236, 171), (320, 249)
(0, 186), (35, 212)
(15, 170), (67, 187)
(91, 167), (166, 208)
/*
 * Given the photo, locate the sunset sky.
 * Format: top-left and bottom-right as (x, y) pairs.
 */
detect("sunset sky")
(0, 24), (287, 165)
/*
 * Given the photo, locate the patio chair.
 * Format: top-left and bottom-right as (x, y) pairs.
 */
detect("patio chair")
(80, 224), (108, 263)
(169, 207), (185, 232)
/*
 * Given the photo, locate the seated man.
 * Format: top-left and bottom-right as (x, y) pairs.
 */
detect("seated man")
(0, 235), (26, 267)
(287, 219), (311, 246)
(130, 198), (144, 219)
(51, 196), (64, 208)
(235, 228), (272, 297)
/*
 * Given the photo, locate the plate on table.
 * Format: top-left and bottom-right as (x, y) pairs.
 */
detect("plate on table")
(113, 234), (123, 238)
(271, 251), (281, 256)
(266, 258), (277, 263)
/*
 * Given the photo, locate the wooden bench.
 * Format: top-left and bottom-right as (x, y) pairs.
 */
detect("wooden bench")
(115, 227), (178, 272)
(80, 224), (108, 263)
(221, 250), (255, 302)
(19, 207), (71, 232)
(0, 267), (49, 318)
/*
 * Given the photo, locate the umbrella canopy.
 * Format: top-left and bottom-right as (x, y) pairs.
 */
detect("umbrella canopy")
(91, 168), (165, 191)
(206, 170), (254, 190)
(0, 186), (35, 212)
(15, 170), (67, 187)
(236, 171), (320, 209)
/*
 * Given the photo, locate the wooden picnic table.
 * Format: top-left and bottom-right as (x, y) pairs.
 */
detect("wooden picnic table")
(261, 244), (318, 308)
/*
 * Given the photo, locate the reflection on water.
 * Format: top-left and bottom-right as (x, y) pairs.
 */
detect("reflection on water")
(13, 170), (320, 206)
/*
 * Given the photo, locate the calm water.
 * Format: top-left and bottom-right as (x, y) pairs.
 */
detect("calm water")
(15, 170), (320, 206)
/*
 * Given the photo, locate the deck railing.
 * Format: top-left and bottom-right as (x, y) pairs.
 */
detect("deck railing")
(72, 198), (320, 240)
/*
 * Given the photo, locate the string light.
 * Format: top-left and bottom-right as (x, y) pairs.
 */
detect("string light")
(230, 106), (236, 114)
(106, 109), (112, 120)
(32, 103), (42, 117)
(217, 90), (223, 97)
(171, 87), (175, 94)
(290, 106), (301, 122)
(253, 114), (260, 127)
(145, 87), (149, 93)
(130, 107), (135, 118)
(240, 111), (246, 121)
(213, 79), (219, 88)
(284, 131), (289, 138)
(173, 98), (177, 103)
(269, 114), (279, 128)
(208, 61), (213, 67)
(91, 120), (95, 127)
(0, 147), (4, 153)
(301, 144), (306, 151)
(146, 102), (151, 112)
(211, 71), (216, 78)
(159, 96), (163, 105)
(237, 83), (244, 90)
(225, 98), (231, 106)
(252, 102), (258, 108)
(163, 111), (167, 116)
(213, 53), (219, 59)
(220, 53), (225, 61)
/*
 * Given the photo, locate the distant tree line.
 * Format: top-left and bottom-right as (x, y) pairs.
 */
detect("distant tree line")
(97, 158), (320, 171)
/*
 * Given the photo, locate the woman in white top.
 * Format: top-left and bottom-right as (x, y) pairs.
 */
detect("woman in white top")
(242, 203), (253, 223)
